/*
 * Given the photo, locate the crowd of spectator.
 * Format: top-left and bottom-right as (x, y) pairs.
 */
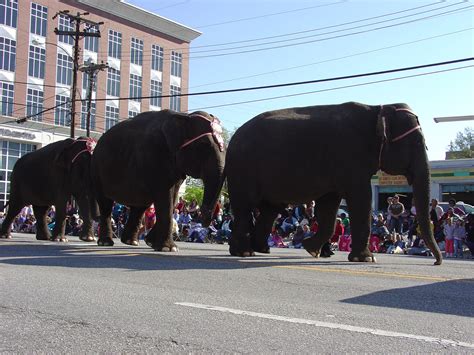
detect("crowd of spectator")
(4, 195), (474, 259)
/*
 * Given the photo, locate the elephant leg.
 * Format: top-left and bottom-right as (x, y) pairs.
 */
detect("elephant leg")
(346, 183), (375, 263)
(51, 199), (68, 242)
(33, 205), (51, 241)
(148, 192), (178, 252)
(252, 203), (280, 254)
(0, 202), (24, 239)
(97, 196), (114, 247)
(229, 203), (255, 257)
(121, 206), (146, 246)
(303, 192), (341, 258)
(74, 195), (95, 242)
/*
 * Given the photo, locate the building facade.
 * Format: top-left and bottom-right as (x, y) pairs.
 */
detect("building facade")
(0, 0), (200, 208)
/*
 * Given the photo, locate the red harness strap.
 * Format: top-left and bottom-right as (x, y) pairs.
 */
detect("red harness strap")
(71, 138), (96, 163)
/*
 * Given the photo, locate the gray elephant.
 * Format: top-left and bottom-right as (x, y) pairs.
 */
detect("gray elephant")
(0, 137), (97, 242)
(91, 110), (226, 251)
(225, 102), (442, 265)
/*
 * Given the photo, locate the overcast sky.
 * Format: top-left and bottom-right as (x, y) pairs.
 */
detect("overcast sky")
(129, 0), (474, 161)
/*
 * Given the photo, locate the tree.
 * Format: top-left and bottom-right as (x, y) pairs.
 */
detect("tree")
(446, 127), (474, 159)
(183, 185), (204, 205)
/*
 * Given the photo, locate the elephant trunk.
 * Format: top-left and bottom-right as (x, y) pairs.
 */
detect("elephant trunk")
(411, 163), (442, 265)
(200, 161), (225, 227)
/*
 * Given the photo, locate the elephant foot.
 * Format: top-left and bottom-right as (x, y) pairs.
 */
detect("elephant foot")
(302, 236), (322, 258)
(97, 237), (114, 246)
(251, 237), (270, 254)
(51, 236), (68, 243)
(348, 250), (376, 263)
(152, 240), (178, 252)
(36, 234), (50, 241)
(79, 235), (96, 242)
(229, 236), (255, 257)
(0, 234), (12, 239)
(122, 239), (139, 246)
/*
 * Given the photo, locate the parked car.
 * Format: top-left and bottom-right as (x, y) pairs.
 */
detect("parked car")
(438, 201), (474, 215)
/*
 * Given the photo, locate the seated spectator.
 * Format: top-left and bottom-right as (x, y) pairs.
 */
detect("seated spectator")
(173, 208), (180, 223)
(371, 213), (389, 238)
(268, 230), (288, 248)
(187, 215), (207, 243)
(408, 236), (432, 256)
(188, 199), (200, 218)
(175, 196), (186, 213)
(144, 205), (156, 233)
(291, 225), (311, 249)
(215, 214), (232, 244)
(178, 210), (192, 234)
(340, 213), (350, 235)
(331, 218), (344, 244)
(280, 209), (298, 236)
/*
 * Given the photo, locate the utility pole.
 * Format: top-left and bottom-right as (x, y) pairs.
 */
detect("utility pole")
(79, 61), (108, 137)
(53, 10), (103, 138)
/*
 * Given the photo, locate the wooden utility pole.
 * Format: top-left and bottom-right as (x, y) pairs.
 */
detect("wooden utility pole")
(79, 62), (108, 137)
(53, 10), (103, 138)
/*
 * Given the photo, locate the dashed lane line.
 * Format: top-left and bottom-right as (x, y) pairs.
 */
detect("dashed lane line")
(176, 302), (474, 350)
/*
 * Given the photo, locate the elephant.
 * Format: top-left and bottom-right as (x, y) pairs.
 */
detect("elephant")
(0, 137), (97, 242)
(90, 109), (226, 251)
(225, 102), (442, 265)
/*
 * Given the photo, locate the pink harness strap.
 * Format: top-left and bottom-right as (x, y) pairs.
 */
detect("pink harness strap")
(179, 113), (225, 152)
(71, 138), (96, 163)
(378, 106), (421, 169)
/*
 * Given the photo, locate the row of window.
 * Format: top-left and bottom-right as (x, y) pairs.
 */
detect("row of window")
(0, 81), (179, 127)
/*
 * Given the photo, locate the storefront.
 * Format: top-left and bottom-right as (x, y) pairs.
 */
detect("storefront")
(0, 125), (67, 209)
(372, 158), (474, 213)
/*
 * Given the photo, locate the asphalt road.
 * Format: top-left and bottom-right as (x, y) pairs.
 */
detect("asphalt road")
(1, 233), (473, 354)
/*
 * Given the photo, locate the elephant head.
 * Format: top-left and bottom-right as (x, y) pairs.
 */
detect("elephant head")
(377, 104), (442, 265)
(163, 111), (226, 226)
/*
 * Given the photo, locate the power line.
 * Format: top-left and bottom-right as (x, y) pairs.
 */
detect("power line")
(88, 57), (474, 102)
(8, 57), (473, 124)
(190, 27), (474, 89)
(188, 5), (474, 59)
(189, 65), (474, 112)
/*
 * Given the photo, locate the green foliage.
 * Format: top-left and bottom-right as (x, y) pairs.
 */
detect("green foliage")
(183, 185), (204, 205)
(447, 127), (474, 159)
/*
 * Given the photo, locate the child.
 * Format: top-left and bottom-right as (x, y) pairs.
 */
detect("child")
(443, 217), (455, 258)
(453, 218), (466, 258)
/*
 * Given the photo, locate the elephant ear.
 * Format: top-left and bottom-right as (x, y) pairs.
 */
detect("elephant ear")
(53, 138), (76, 170)
(161, 112), (189, 154)
(377, 105), (397, 143)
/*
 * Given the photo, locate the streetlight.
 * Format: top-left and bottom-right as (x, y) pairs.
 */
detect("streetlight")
(31, 38), (78, 138)
(433, 115), (474, 123)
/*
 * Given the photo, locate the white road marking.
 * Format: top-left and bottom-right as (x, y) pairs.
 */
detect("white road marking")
(176, 302), (474, 350)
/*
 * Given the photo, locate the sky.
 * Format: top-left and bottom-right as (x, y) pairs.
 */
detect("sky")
(128, 0), (474, 161)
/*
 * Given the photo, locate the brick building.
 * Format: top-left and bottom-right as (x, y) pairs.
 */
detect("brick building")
(0, 0), (200, 207)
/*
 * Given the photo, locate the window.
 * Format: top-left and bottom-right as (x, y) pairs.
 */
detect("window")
(151, 44), (163, 72)
(150, 79), (162, 108)
(54, 95), (70, 126)
(128, 110), (139, 118)
(28, 45), (45, 79)
(26, 88), (44, 121)
(30, 3), (47, 37)
(105, 105), (119, 131)
(171, 51), (182, 78)
(0, 0), (18, 28)
(84, 25), (99, 52)
(129, 74), (142, 102)
(0, 140), (36, 209)
(130, 38), (143, 66)
(57, 14), (74, 45)
(170, 85), (181, 112)
(0, 37), (16, 72)
(107, 68), (120, 97)
(56, 53), (73, 85)
(0, 82), (14, 116)
(81, 101), (96, 131)
(108, 30), (122, 59)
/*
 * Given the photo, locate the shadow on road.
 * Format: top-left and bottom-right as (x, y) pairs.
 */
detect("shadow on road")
(341, 279), (474, 318)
